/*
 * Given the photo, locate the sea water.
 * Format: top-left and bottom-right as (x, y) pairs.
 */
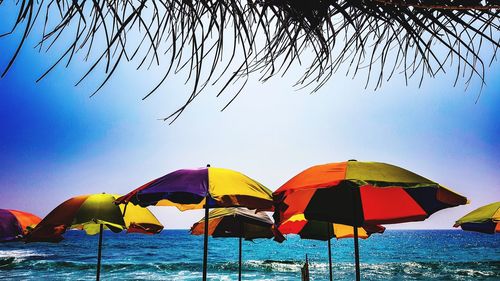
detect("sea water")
(0, 230), (499, 280)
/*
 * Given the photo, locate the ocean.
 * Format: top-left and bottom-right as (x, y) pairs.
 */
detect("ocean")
(0, 230), (499, 280)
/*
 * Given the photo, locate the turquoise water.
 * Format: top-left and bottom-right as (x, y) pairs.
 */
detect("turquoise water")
(1, 230), (499, 280)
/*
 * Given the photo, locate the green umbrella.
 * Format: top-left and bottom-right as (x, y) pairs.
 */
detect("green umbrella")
(26, 193), (164, 280)
(454, 202), (500, 234)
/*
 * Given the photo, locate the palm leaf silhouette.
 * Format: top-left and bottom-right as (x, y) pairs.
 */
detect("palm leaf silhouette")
(1, 1), (498, 122)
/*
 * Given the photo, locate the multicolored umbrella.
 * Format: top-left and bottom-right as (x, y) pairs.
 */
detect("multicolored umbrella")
(279, 214), (385, 281)
(26, 193), (163, 280)
(0, 209), (41, 242)
(190, 207), (277, 239)
(191, 207), (283, 281)
(274, 160), (468, 281)
(115, 166), (274, 281)
(454, 202), (500, 234)
(279, 214), (385, 241)
(116, 166), (274, 211)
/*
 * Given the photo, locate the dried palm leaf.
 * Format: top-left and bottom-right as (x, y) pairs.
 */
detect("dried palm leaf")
(1, 0), (498, 122)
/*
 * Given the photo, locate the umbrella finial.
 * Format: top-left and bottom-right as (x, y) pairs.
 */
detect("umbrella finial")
(206, 164), (211, 167)
(348, 159), (357, 162)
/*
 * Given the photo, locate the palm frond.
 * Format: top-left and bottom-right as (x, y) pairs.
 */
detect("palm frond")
(1, 0), (498, 122)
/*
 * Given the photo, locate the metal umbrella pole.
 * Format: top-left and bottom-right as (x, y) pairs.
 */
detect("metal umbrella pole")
(203, 198), (209, 281)
(353, 226), (360, 281)
(96, 224), (104, 281)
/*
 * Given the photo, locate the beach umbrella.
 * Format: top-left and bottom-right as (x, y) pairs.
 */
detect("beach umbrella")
(190, 207), (283, 281)
(115, 165), (274, 281)
(454, 202), (500, 234)
(25, 193), (163, 281)
(274, 160), (468, 281)
(0, 209), (41, 242)
(279, 214), (385, 281)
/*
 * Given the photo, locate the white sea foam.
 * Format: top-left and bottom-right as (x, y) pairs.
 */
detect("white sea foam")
(453, 268), (496, 278)
(245, 259), (302, 272)
(0, 249), (49, 262)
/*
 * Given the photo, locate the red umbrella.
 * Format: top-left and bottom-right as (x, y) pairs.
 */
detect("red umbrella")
(0, 209), (41, 242)
(279, 214), (385, 281)
(274, 160), (468, 281)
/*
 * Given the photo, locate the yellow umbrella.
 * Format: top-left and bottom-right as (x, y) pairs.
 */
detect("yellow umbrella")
(26, 193), (163, 280)
(454, 202), (500, 234)
(115, 165), (274, 281)
(279, 214), (385, 280)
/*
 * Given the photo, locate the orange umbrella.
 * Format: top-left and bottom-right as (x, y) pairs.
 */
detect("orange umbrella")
(26, 193), (163, 281)
(0, 209), (41, 242)
(274, 160), (468, 281)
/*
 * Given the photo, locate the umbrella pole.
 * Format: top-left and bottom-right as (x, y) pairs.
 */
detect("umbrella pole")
(238, 219), (243, 281)
(96, 224), (103, 281)
(239, 236), (242, 281)
(328, 238), (332, 281)
(353, 226), (360, 281)
(202, 199), (209, 281)
(327, 223), (332, 281)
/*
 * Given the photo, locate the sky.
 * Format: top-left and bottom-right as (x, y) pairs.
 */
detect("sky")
(0, 9), (499, 230)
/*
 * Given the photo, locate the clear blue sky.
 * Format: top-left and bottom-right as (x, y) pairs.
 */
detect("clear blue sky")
(1, 11), (499, 229)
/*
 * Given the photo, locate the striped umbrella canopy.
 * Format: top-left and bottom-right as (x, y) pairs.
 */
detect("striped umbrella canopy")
(274, 160), (468, 281)
(26, 193), (163, 281)
(454, 202), (500, 234)
(279, 214), (385, 241)
(115, 166), (273, 281)
(191, 207), (283, 281)
(190, 207), (277, 240)
(279, 214), (385, 281)
(116, 167), (273, 211)
(0, 209), (41, 242)
(274, 161), (468, 227)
